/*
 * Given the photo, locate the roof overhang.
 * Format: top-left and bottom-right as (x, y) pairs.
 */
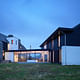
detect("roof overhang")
(40, 27), (73, 47)
(5, 49), (52, 52)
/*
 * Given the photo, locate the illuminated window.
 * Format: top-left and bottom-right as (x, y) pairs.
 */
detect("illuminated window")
(11, 40), (13, 44)
(58, 35), (60, 47)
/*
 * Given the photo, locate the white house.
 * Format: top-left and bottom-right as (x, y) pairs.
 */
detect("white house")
(7, 35), (19, 50)
(5, 35), (26, 62)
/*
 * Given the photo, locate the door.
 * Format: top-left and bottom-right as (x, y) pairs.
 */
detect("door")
(54, 50), (59, 63)
(44, 54), (48, 62)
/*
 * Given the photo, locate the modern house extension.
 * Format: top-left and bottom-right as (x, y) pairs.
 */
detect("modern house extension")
(5, 35), (52, 63)
(5, 49), (51, 63)
(40, 24), (80, 65)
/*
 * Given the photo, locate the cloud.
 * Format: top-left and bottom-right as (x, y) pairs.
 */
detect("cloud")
(0, 0), (80, 48)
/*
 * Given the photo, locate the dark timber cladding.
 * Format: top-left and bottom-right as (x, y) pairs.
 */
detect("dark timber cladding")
(0, 33), (8, 61)
(40, 24), (80, 63)
(40, 27), (73, 47)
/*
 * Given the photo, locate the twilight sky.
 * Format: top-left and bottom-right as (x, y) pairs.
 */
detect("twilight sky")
(0, 0), (80, 49)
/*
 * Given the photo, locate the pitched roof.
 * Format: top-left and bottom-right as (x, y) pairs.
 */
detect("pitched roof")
(0, 33), (8, 43)
(40, 27), (73, 47)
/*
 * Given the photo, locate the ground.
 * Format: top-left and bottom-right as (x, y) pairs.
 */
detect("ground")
(0, 63), (80, 80)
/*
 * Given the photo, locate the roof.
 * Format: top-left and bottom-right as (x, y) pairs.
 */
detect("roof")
(5, 49), (51, 52)
(0, 33), (8, 43)
(73, 24), (80, 30)
(40, 27), (73, 47)
(19, 43), (27, 50)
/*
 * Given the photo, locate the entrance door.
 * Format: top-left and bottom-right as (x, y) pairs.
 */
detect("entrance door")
(54, 50), (59, 63)
(44, 54), (47, 62)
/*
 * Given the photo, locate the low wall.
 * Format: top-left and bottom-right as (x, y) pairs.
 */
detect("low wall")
(62, 46), (80, 65)
(5, 52), (14, 62)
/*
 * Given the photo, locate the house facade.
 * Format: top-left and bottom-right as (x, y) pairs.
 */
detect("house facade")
(7, 35), (26, 50)
(1, 24), (80, 64)
(5, 36), (52, 63)
(0, 33), (8, 61)
(0, 34), (26, 62)
(40, 24), (80, 64)
(5, 35), (51, 63)
(5, 49), (51, 63)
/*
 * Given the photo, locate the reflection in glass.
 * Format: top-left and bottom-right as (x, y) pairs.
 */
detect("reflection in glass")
(18, 53), (42, 62)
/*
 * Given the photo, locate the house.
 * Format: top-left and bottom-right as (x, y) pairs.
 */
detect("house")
(5, 35), (52, 63)
(0, 33), (26, 62)
(2, 24), (80, 65)
(0, 33), (8, 61)
(40, 24), (80, 65)
(5, 49), (51, 63)
(7, 35), (26, 50)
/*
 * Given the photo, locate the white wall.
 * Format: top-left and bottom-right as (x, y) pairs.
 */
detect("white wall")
(5, 52), (14, 62)
(7, 37), (19, 50)
(62, 46), (80, 65)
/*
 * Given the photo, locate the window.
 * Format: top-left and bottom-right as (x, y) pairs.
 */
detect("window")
(58, 35), (60, 47)
(16, 40), (17, 45)
(11, 40), (13, 44)
(44, 54), (47, 62)
(27, 53), (41, 60)
(44, 44), (47, 49)
(18, 53), (42, 62)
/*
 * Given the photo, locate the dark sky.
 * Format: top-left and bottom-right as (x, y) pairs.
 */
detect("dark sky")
(0, 0), (80, 49)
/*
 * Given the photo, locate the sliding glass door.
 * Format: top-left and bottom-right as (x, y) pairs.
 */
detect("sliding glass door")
(18, 53), (42, 62)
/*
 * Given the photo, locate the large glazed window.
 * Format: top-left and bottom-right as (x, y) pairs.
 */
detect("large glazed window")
(18, 53), (42, 62)
(14, 51), (49, 63)
(27, 53), (42, 62)
(18, 54), (27, 62)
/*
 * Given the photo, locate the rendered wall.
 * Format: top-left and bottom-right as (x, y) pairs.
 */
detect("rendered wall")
(62, 46), (80, 65)
(5, 52), (14, 62)
(7, 37), (19, 50)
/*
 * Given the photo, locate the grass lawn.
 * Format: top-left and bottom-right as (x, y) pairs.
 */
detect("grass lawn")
(0, 63), (80, 80)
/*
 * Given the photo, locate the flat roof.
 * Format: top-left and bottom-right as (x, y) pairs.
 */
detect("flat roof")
(5, 49), (51, 52)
